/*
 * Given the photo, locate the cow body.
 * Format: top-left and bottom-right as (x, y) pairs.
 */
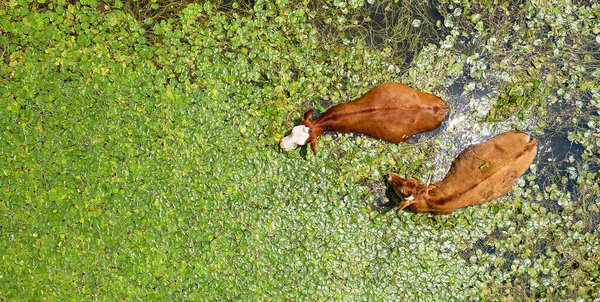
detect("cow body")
(280, 82), (449, 154)
(387, 131), (538, 215)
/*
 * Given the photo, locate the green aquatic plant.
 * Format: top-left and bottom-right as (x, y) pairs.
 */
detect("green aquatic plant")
(0, 0), (598, 300)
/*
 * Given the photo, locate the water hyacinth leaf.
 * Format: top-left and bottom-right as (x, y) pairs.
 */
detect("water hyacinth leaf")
(0, 0), (598, 300)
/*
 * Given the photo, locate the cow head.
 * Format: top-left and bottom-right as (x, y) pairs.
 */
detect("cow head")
(386, 173), (433, 211)
(280, 109), (319, 154)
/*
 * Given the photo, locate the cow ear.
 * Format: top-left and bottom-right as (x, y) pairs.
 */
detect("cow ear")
(398, 196), (416, 211)
(303, 109), (314, 121)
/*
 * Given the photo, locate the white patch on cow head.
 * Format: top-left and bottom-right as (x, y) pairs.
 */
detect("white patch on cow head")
(280, 125), (310, 151)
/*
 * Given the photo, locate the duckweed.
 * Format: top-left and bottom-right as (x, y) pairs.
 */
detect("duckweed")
(0, 0), (598, 300)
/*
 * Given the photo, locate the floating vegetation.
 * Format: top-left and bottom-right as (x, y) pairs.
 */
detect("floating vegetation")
(0, 0), (598, 300)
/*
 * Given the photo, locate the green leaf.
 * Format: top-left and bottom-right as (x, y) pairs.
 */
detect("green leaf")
(479, 161), (489, 170)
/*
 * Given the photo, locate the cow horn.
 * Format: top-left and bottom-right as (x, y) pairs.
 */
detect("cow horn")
(425, 173), (433, 195)
(425, 173), (433, 186)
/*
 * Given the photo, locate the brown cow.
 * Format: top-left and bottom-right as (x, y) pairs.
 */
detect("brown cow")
(386, 131), (538, 215)
(280, 82), (449, 154)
